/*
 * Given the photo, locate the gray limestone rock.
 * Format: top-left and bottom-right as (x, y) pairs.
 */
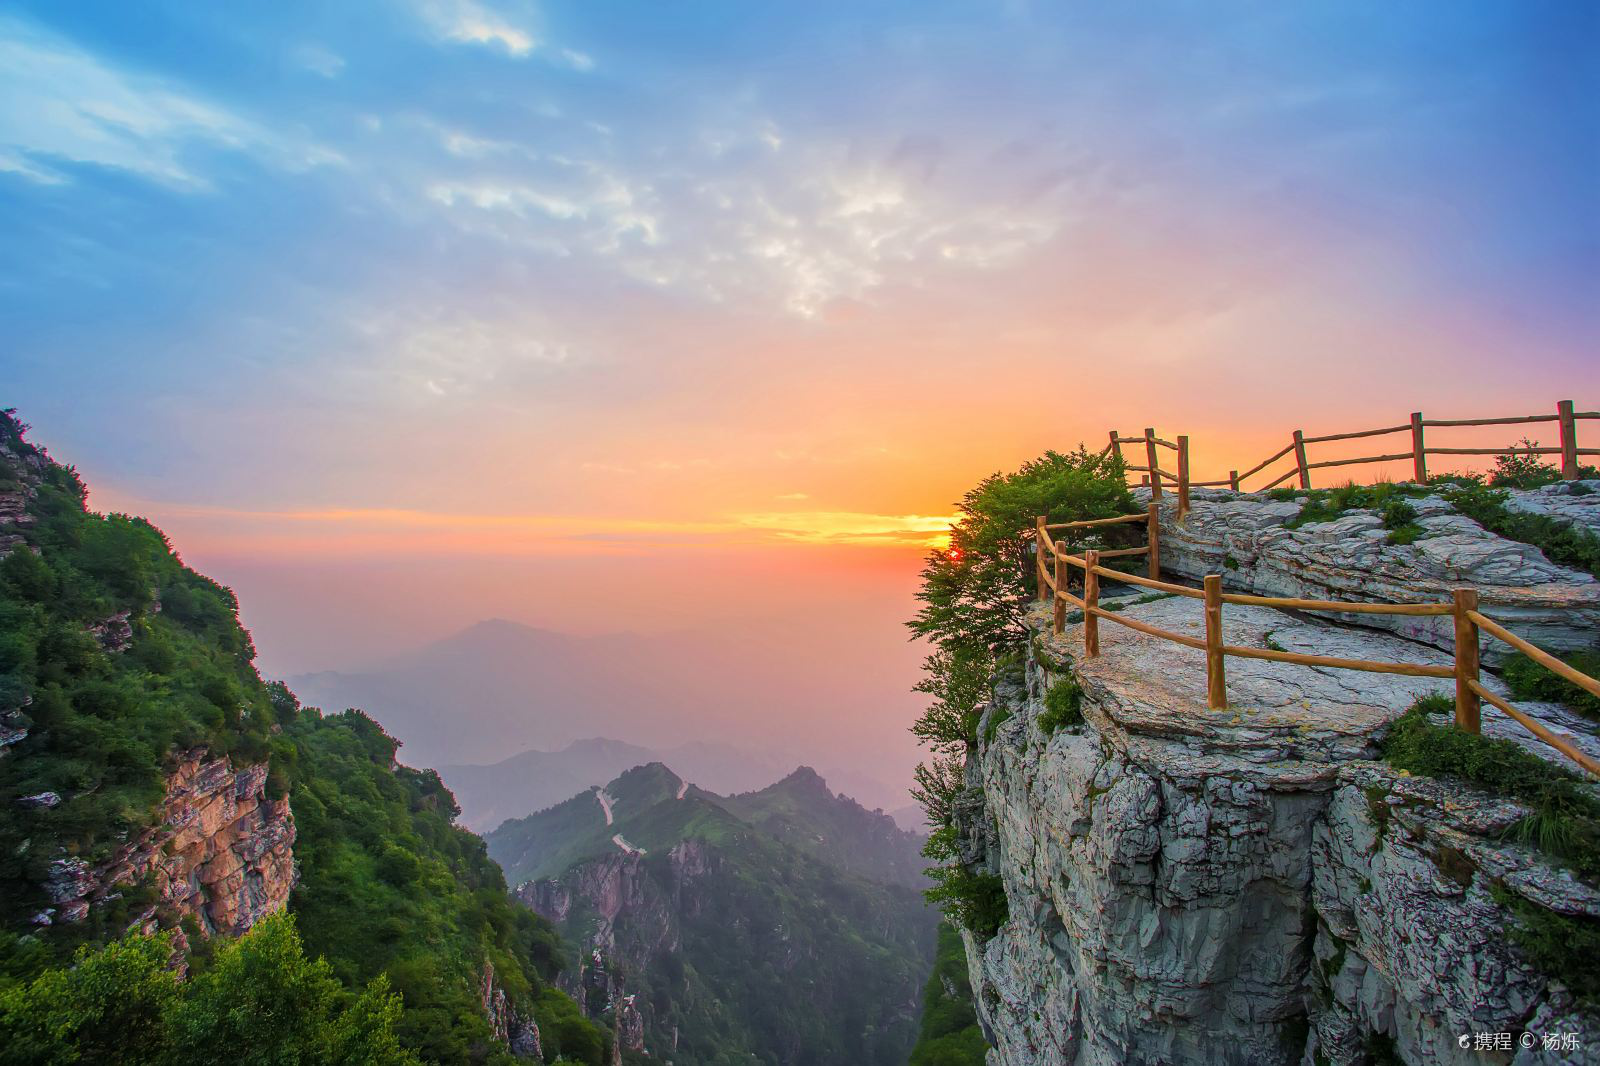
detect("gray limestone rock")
(954, 599), (1599, 1066)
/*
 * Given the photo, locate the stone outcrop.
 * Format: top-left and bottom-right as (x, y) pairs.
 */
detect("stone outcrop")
(481, 961), (543, 1060)
(1138, 487), (1600, 662)
(954, 597), (1599, 1066)
(35, 750), (297, 936)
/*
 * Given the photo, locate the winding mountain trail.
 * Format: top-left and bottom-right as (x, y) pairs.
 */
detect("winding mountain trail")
(675, 779), (688, 800)
(595, 788), (615, 826)
(612, 833), (645, 856)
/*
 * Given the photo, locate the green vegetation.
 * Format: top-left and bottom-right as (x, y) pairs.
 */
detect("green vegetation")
(1283, 481), (1427, 535)
(1491, 887), (1600, 1007)
(1381, 695), (1600, 880)
(1436, 479), (1600, 580)
(0, 411), (604, 1064)
(980, 703), (1013, 745)
(1038, 675), (1083, 734)
(907, 922), (988, 1066)
(1484, 440), (1598, 489)
(0, 912), (416, 1065)
(1382, 695), (1600, 1002)
(489, 766), (935, 1065)
(921, 829), (1007, 941)
(1502, 649), (1600, 722)
(907, 448), (1131, 936)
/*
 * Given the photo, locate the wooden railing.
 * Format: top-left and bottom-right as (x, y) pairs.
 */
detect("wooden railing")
(1032, 514), (1600, 778)
(1103, 400), (1598, 501)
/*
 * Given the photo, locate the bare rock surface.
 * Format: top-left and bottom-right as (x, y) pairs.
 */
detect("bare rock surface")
(957, 601), (1599, 1066)
(46, 749), (297, 935)
(1136, 487), (1600, 661)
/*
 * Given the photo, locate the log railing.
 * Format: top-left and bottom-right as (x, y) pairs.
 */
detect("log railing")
(1032, 514), (1600, 778)
(1102, 400), (1597, 501)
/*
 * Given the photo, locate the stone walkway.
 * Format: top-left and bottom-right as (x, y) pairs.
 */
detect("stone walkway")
(1029, 595), (1600, 778)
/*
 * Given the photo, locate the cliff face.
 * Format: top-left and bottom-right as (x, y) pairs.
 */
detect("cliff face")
(38, 749), (296, 937)
(955, 587), (1597, 1064)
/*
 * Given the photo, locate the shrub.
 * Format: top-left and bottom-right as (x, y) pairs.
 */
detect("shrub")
(922, 829), (1007, 940)
(1380, 695), (1600, 879)
(1038, 676), (1083, 734)
(1488, 440), (1563, 490)
(1439, 481), (1600, 579)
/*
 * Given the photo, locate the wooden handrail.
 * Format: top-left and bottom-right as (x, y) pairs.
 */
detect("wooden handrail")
(1469, 611), (1600, 701)
(1217, 592), (1453, 616)
(1468, 680), (1600, 777)
(1088, 564), (1204, 599)
(1236, 442), (1295, 482)
(1424, 414), (1559, 428)
(1222, 643), (1454, 679)
(1088, 604), (1206, 649)
(1301, 424), (1410, 444)
(1116, 399), (1593, 496)
(1307, 452), (1414, 470)
(1034, 499), (1600, 774)
(1043, 513), (1148, 530)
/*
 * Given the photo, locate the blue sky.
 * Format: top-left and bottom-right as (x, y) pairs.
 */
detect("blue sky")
(1, 1), (1596, 665)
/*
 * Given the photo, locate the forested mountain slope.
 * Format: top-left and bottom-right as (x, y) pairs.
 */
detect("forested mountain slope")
(488, 763), (937, 1065)
(0, 410), (604, 1063)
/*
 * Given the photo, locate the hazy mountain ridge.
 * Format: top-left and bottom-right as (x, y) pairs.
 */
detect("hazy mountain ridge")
(289, 617), (912, 814)
(487, 762), (937, 1065)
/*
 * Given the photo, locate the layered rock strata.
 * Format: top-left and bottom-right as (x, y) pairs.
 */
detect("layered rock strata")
(1135, 486), (1600, 661)
(39, 750), (296, 936)
(955, 598), (1598, 1066)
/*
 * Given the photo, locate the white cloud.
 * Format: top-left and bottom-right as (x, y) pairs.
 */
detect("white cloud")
(0, 16), (333, 188)
(414, 0), (536, 57)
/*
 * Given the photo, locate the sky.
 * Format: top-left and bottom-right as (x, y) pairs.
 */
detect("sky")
(2, 2), (1596, 797)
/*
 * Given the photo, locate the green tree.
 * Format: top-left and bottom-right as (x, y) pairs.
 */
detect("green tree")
(905, 447), (1132, 934)
(167, 912), (418, 1065)
(0, 930), (178, 1065)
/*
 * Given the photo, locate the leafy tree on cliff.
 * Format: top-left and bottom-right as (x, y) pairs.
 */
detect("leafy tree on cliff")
(906, 447), (1133, 933)
(0, 913), (417, 1065)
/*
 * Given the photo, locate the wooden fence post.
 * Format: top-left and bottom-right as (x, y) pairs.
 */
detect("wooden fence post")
(1108, 430), (1123, 470)
(1176, 435), (1190, 518)
(1453, 588), (1481, 734)
(1292, 430), (1310, 489)
(1204, 574), (1225, 711)
(1229, 470), (1240, 492)
(1052, 547), (1066, 636)
(1410, 412), (1427, 484)
(1558, 400), (1578, 480)
(1144, 428), (1163, 498)
(1146, 504), (1161, 580)
(1083, 549), (1100, 657)
(1035, 517), (1048, 600)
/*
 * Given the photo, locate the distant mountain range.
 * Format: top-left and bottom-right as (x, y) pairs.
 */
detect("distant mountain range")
(436, 735), (908, 833)
(486, 762), (936, 1064)
(289, 618), (911, 812)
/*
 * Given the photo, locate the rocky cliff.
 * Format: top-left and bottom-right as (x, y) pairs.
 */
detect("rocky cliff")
(39, 749), (296, 940)
(954, 492), (1599, 1066)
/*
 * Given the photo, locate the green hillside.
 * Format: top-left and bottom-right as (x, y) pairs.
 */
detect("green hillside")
(713, 766), (928, 888)
(0, 411), (604, 1064)
(487, 764), (937, 1065)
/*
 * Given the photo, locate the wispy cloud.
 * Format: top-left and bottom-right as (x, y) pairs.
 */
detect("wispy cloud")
(0, 15), (333, 188)
(293, 43), (345, 79)
(412, 0), (536, 57)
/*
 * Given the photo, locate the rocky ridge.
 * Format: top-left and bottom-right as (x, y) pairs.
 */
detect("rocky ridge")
(1139, 484), (1600, 662)
(954, 586), (1599, 1065)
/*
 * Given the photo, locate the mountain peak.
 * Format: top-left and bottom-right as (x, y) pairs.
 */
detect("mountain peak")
(778, 765), (831, 795)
